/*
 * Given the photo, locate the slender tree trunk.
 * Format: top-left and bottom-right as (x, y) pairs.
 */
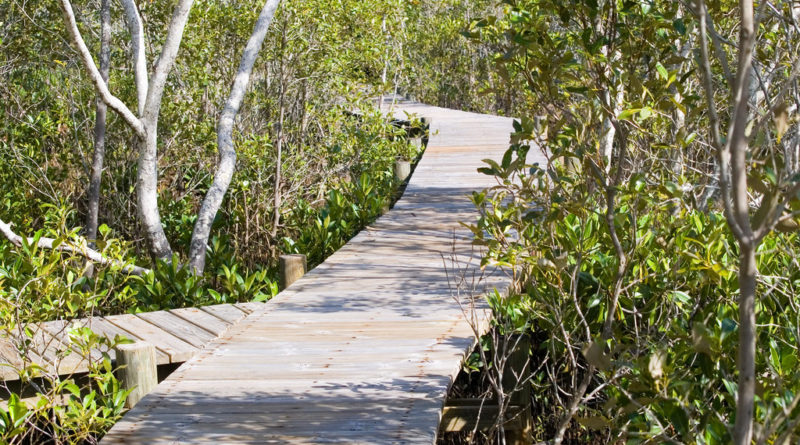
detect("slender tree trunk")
(187, 0), (282, 274)
(272, 98), (285, 239)
(135, 0), (195, 261)
(86, 0), (111, 243)
(299, 79), (309, 146)
(270, 29), (287, 240)
(669, 7), (691, 180)
(61, 0), (194, 262)
(136, 127), (172, 261)
(600, 82), (623, 171)
(729, 1), (758, 442)
(599, 91), (616, 168)
(735, 244), (758, 444)
(379, 14), (388, 110)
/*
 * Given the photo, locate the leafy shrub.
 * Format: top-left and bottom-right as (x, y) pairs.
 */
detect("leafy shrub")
(468, 128), (800, 444)
(0, 326), (131, 444)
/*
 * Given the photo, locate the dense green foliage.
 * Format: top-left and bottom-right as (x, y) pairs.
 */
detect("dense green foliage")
(0, 0), (426, 318)
(465, 0), (800, 443)
(0, 0), (458, 441)
(3, 0), (799, 443)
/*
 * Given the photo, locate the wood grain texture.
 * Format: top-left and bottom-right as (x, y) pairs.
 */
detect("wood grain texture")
(0, 302), (252, 383)
(100, 100), (539, 444)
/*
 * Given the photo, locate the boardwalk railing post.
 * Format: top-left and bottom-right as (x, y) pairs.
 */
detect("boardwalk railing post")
(394, 159), (411, 182)
(504, 334), (533, 444)
(279, 254), (307, 290)
(114, 341), (157, 409)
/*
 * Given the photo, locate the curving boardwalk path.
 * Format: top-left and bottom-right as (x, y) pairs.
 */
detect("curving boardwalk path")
(101, 101), (533, 444)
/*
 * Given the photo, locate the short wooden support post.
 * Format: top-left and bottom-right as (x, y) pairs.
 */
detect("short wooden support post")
(420, 116), (433, 146)
(279, 254), (307, 290)
(394, 159), (411, 182)
(114, 342), (157, 409)
(504, 334), (533, 444)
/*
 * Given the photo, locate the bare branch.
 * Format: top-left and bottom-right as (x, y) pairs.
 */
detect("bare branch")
(58, 0), (145, 138)
(705, 10), (734, 86)
(749, 58), (800, 141)
(0, 219), (149, 276)
(695, 0), (746, 240)
(144, 0), (195, 120)
(119, 0), (148, 116)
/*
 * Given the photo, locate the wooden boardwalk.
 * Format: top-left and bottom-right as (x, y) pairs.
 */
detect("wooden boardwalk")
(100, 102), (532, 444)
(0, 303), (264, 382)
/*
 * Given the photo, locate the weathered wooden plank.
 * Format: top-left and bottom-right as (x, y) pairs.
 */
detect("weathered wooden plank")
(40, 319), (107, 363)
(104, 314), (197, 362)
(167, 307), (231, 336)
(1, 323), (99, 380)
(0, 339), (24, 380)
(198, 304), (249, 324)
(81, 317), (171, 363)
(135, 312), (215, 349)
(1, 302), (255, 382)
(234, 302), (265, 314)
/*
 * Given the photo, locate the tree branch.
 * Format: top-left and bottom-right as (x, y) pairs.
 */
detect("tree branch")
(705, 10), (734, 86)
(144, 0), (195, 120)
(695, 0), (746, 240)
(119, 0), (148, 116)
(726, 0), (756, 243)
(188, 0), (282, 274)
(749, 57), (800, 142)
(0, 219), (149, 276)
(58, 0), (145, 138)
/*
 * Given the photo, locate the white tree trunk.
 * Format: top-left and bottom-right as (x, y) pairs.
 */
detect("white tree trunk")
(187, 0), (283, 274)
(120, 0), (148, 115)
(135, 0), (195, 262)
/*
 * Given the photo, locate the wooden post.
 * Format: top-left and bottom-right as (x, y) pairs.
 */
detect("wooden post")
(504, 334), (533, 444)
(420, 116), (432, 147)
(394, 159), (411, 182)
(115, 342), (157, 409)
(279, 254), (307, 290)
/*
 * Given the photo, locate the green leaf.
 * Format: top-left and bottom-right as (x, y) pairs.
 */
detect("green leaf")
(669, 290), (691, 305)
(656, 62), (668, 81)
(618, 108), (641, 121)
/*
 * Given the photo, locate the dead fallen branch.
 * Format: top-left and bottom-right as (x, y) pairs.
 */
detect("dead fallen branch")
(0, 218), (150, 276)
